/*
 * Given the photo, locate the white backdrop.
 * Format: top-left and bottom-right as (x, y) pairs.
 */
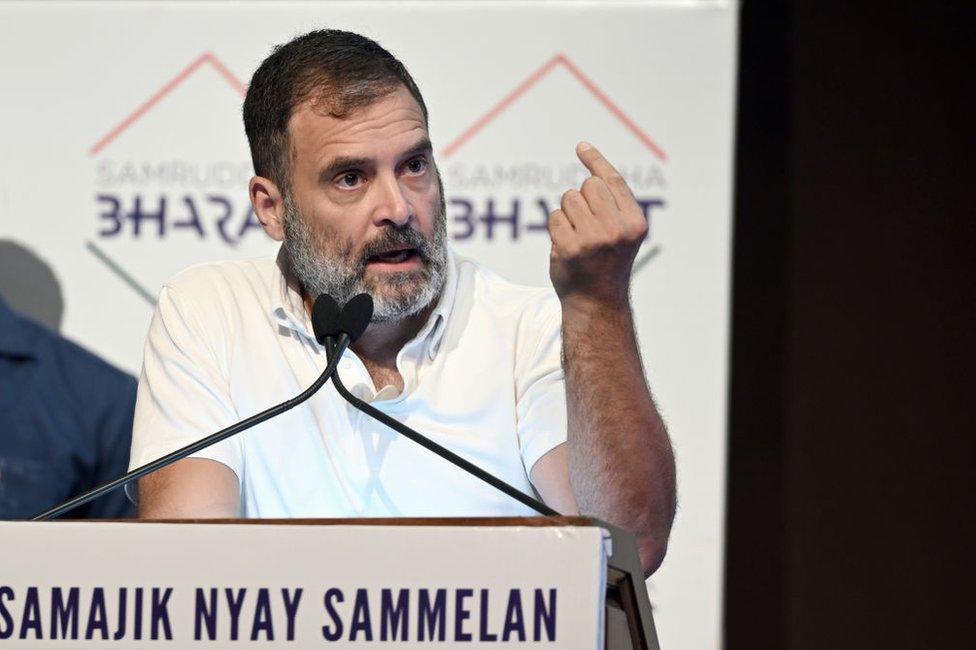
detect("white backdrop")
(0, 1), (737, 648)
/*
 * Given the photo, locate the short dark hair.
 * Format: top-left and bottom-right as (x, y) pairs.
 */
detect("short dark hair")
(243, 29), (429, 191)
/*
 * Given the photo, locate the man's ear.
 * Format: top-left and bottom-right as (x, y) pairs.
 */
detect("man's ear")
(249, 175), (286, 241)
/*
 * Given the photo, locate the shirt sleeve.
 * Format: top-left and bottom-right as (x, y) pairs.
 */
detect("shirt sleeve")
(128, 284), (243, 498)
(514, 297), (568, 475)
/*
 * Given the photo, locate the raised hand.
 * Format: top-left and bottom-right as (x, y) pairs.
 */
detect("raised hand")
(547, 142), (648, 308)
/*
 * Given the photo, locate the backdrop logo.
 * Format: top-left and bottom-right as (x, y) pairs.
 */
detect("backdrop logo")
(89, 51), (665, 247)
(83, 51), (667, 302)
(439, 53), (667, 270)
(89, 53), (260, 247)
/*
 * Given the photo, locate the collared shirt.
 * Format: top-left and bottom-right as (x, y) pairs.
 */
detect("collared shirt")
(0, 297), (136, 519)
(128, 248), (567, 517)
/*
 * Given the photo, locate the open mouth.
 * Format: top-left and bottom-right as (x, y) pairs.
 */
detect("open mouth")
(367, 248), (419, 265)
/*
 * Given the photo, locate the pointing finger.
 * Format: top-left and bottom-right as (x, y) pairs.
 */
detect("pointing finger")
(576, 141), (635, 208)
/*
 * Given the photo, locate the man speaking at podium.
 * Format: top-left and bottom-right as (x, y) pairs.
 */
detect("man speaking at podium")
(129, 30), (676, 575)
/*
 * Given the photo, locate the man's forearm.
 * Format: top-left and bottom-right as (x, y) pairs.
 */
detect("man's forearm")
(561, 296), (676, 575)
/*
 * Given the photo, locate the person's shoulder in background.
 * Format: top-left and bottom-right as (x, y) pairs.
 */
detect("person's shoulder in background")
(0, 297), (136, 520)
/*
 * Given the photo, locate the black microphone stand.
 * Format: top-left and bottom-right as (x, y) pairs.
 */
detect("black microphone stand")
(324, 339), (559, 517)
(32, 334), (354, 521)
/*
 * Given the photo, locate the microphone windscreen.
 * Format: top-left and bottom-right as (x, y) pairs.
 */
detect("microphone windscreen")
(311, 294), (341, 344)
(338, 293), (374, 343)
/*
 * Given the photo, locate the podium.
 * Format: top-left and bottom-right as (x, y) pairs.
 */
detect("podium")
(0, 516), (660, 648)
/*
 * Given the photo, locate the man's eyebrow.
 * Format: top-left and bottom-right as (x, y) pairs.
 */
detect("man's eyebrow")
(401, 136), (433, 159)
(316, 138), (433, 186)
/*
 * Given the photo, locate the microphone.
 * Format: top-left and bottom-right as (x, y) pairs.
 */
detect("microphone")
(313, 292), (372, 349)
(311, 292), (342, 343)
(321, 293), (558, 517)
(32, 293), (351, 521)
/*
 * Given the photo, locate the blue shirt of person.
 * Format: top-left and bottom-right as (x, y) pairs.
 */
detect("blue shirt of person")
(0, 296), (136, 519)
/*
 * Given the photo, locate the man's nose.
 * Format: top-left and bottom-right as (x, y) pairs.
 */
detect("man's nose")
(371, 175), (412, 227)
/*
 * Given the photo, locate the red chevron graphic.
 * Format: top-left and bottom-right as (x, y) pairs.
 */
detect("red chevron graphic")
(88, 51), (666, 163)
(441, 53), (668, 163)
(88, 52), (246, 157)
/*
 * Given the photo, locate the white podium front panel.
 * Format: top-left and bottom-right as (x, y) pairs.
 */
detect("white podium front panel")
(0, 522), (607, 647)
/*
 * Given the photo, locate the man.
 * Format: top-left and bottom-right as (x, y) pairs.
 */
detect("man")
(129, 30), (675, 574)
(0, 295), (135, 519)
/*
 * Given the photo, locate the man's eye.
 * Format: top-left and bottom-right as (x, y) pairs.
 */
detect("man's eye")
(338, 172), (363, 188)
(405, 158), (428, 174)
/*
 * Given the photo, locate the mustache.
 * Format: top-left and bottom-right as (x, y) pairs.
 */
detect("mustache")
(356, 226), (434, 267)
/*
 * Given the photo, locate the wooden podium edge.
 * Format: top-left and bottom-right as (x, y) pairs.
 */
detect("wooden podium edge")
(74, 515), (593, 527)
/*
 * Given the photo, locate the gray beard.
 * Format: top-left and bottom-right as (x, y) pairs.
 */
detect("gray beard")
(281, 192), (448, 323)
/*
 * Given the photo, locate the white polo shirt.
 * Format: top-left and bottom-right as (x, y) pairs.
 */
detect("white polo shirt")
(128, 249), (567, 517)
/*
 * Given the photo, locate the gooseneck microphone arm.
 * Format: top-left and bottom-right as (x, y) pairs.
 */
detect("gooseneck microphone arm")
(32, 331), (354, 522)
(324, 339), (559, 517)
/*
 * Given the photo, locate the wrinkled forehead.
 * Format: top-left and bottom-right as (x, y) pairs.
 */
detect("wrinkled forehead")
(286, 86), (429, 168)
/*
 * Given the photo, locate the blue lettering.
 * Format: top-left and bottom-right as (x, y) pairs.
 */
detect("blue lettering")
(451, 198), (476, 240)
(533, 589), (557, 641)
(174, 196), (205, 238)
(150, 587), (173, 640)
(501, 589), (525, 642)
(447, 195), (663, 241)
(96, 195), (123, 236)
(209, 195), (234, 243)
(0, 587), (14, 639)
(282, 588), (303, 641)
(112, 588), (128, 640)
(194, 588), (217, 640)
(479, 589), (497, 641)
(128, 195), (166, 238)
(224, 588), (246, 641)
(95, 193), (279, 243)
(454, 588), (473, 642)
(637, 198), (665, 237)
(349, 588), (372, 641)
(380, 588), (409, 641)
(481, 199), (519, 240)
(84, 587), (108, 640)
(417, 588), (446, 641)
(19, 587), (42, 639)
(51, 587), (79, 639)
(250, 588), (274, 641)
(321, 588), (344, 641)
(133, 587), (143, 640)
(529, 198), (552, 233)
